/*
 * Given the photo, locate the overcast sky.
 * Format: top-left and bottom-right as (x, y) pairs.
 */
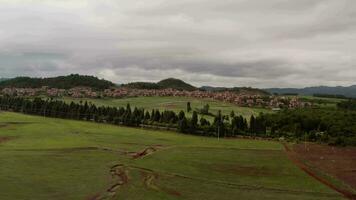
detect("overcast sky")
(0, 0), (355, 88)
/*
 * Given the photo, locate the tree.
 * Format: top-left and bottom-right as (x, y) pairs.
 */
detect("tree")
(189, 111), (198, 133)
(178, 110), (185, 120)
(178, 116), (188, 133)
(230, 111), (235, 118)
(214, 110), (224, 138)
(200, 117), (210, 126)
(187, 102), (192, 112)
(250, 115), (256, 134)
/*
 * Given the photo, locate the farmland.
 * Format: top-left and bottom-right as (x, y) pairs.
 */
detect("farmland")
(56, 96), (271, 119)
(0, 112), (346, 200)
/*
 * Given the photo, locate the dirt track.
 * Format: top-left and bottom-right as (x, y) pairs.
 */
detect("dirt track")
(283, 143), (356, 200)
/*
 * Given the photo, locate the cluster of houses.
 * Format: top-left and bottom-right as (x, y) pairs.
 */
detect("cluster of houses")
(103, 88), (311, 109)
(1, 87), (99, 98)
(0, 86), (311, 109)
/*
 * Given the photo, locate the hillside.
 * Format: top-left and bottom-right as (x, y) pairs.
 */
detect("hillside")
(266, 85), (356, 98)
(0, 74), (114, 90)
(157, 78), (196, 91)
(122, 78), (197, 91)
(201, 86), (269, 96)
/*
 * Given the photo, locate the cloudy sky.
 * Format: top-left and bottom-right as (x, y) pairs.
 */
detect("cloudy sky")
(0, 0), (355, 88)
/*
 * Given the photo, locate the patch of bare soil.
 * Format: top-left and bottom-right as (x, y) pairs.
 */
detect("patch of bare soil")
(92, 164), (129, 200)
(163, 104), (177, 109)
(0, 136), (12, 143)
(130, 145), (165, 159)
(131, 147), (157, 159)
(140, 171), (181, 197)
(293, 143), (356, 189)
(284, 143), (356, 200)
(0, 122), (35, 130)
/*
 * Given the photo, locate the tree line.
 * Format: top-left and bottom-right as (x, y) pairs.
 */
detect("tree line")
(0, 96), (264, 137)
(1, 96), (355, 146)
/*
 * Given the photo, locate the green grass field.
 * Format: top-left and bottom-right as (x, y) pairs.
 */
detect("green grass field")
(0, 112), (344, 199)
(57, 96), (270, 120)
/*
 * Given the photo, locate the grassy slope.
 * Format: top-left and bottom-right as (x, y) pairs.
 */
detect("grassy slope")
(58, 96), (271, 120)
(0, 112), (343, 200)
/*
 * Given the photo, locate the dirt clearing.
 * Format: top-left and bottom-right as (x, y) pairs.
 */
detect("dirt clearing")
(293, 143), (356, 190)
(284, 143), (356, 200)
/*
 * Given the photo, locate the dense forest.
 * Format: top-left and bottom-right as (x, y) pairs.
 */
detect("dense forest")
(200, 86), (270, 95)
(0, 74), (115, 90)
(337, 99), (356, 111)
(122, 78), (197, 91)
(1, 96), (355, 146)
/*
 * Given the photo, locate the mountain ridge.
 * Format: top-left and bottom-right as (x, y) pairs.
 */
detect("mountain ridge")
(265, 85), (356, 98)
(0, 74), (115, 90)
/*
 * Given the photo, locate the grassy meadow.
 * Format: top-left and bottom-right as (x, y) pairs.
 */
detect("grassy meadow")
(0, 112), (344, 200)
(57, 96), (271, 120)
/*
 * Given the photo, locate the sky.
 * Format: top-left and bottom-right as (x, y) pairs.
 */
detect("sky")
(0, 0), (355, 88)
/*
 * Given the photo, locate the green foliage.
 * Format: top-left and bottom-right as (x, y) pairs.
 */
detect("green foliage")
(264, 108), (356, 145)
(0, 74), (114, 89)
(157, 78), (196, 91)
(337, 99), (356, 110)
(2, 95), (356, 146)
(122, 78), (197, 91)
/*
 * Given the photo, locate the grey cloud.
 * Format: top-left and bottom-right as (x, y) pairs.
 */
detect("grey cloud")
(0, 0), (355, 88)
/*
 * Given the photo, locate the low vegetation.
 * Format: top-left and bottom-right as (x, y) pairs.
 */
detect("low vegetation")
(2, 95), (356, 146)
(0, 112), (345, 199)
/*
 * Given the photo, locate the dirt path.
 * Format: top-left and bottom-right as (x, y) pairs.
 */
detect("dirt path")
(90, 164), (129, 200)
(283, 143), (356, 200)
(88, 145), (176, 199)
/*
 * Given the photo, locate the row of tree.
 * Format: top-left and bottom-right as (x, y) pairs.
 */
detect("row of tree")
(0, 96), (264, 138)
(1, 96), (355, 145)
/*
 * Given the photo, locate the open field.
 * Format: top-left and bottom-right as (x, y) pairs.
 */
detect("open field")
(298, 96), (346, 109)
(57, 96), (271, 119)
(0, 112), (347, 199)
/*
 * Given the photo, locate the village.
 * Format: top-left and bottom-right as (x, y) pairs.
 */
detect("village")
(0, 86), (311, 109)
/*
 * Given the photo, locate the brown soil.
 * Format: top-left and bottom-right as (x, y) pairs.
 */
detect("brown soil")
(163, 104), (177, 109)
(92, 164), (129, 200)
(293, 144), (356, 189)
(0, 137), (12, 143)
(131, 146), (161, 159)
(140, 171), (181, 197)
(283, 143), (356, 200)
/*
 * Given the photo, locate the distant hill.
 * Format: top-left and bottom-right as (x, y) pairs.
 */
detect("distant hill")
(200, 86), (269, 96)
(122, 78), (197, 91)
(265, 85), (356, 98)
(0, 74), (114, 90)
(157, 78), (196, 91)
(0, 78), (9, 82)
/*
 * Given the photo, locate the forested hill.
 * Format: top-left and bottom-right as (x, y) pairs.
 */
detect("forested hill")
(266, 85), (356, 98)
(0, 74), (115, 90)
(200, 86), (269, 96)
(122, 78), (197, 91)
